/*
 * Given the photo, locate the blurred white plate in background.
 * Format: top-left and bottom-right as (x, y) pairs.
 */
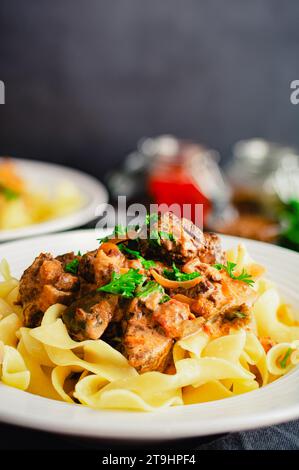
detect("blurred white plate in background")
(0, 158), (108, 242)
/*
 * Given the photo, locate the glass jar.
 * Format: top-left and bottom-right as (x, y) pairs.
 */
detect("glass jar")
(144, 136), (232, 226)
(226, 139), (296, 214)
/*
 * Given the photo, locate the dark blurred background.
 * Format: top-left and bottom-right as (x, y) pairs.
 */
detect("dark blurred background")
(0, 0), (299, 179)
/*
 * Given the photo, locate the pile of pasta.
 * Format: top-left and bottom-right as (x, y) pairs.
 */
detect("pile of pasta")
(0, 245), (299, 412)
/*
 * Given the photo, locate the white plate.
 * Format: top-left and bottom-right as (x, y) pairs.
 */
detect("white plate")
(0, 158), (108, 242)
(0, 230), (299, 441)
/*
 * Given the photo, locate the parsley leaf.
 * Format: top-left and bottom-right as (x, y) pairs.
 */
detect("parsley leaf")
(114, 224), (127, 237)
(214, 261), (254, 286)
(136, 281), (170, 303)
(97, 235), (109, 244)
(279, 348), (293, 368)
(118, 244), (139, 258)
(149, 229), (161, 246)
(163, 263), (201, 282)
(159, 231), (176, 242)
(142, 259), (156, 269)
(136, 281), (164, 298)
(118, 243), (156, 269)
(226, 310), (247, 321)
(97, 224), (128, 244)
(149, 229), (176, 247)
(0, 184), (20, 201)
(65, 258), (79, 275)
(279, 199), (299, 250)
(97, 269), (146, 298)
(159, 294), (171, 304)
(145, 213), (159, 226)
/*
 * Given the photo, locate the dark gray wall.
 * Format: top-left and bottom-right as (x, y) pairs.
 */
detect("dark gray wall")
(0, 0), (298, 180)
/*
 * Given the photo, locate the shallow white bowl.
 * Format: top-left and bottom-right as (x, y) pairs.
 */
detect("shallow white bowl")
(0, 158), (108, 242)
(0, 230), (298, 441)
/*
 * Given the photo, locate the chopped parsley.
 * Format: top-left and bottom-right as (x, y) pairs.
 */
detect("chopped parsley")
(149, 229), (176, 247)
(97, 235), (109, 244)
(226, 310), (247, 321)
(114, 224), (127, 237)
(136, 281), (170, 303)
(279, 348), (293, 369)
(97, 268), (146, 298)
(0, 184), (20, 201)
(214, 261), (254, 287)
(141, 259), (156, 269)
(149, 229), (161, 246)
(145, 213), (159, 226)
(97, 224), (128, 244)
(118, 243), (156, 269)
(118, 244), (140, 258)
(159, 294), (171, 304)
(65, 258), (79, 275)
(163, 263), (201, 282)
(159, 231), (176, 242)
(279, 199), (299, 251)
(136, 280), (164, 298)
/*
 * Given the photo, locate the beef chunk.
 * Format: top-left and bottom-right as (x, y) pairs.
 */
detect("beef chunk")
(152, 299), (192, 339)
(190, 273), (256, 338)
(200, 232), (224, 264)
(78, 244), (125, 294)
(122, 300), (173, 373)
(62, 291), (119, 341)
(139, 212), (224, 264)
(18, 253), (79, 327)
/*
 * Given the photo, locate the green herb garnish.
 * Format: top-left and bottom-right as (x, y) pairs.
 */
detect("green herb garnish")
(97, 269), (146, 298)
(149, 229), (161, 246)
(136, 281), (164, 298)
(163, 263), (201, 282)
(214, 261), (254, 286)
(226, 310), (247, 321)
(279, 348), (293, 368)
(0, 184), (20, 201)
(145, 213), (159, 226)
(97, 224), (128, 244)
(114, 224), (127, 237)
(159, 294), (171, 304)
(65, 258), (80, 275)
(118, 244), (140, 258)
(149, 229), (176, 247)
(159, 231), (176, 242)
(279, 199), (299, 251)
(118, 243), (156, 269)
(141, 259), (156, 269)
(97, 235), (109, 244)
(136, 281), (170, 303)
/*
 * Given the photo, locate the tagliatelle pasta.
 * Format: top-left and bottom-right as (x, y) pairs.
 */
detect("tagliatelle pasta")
(0, 242), (299, 412)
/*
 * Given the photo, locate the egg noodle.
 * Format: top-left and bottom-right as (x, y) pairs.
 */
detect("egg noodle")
(0, 245), (299, 411)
